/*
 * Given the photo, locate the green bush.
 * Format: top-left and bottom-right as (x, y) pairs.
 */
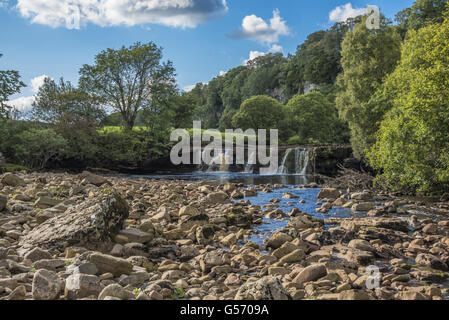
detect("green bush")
(10, 128), (68, 169)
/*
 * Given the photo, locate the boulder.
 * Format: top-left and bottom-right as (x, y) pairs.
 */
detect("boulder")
(89, 253), (133, 277)
(293, 264), (327, 285)
(32, 269), (64, 300)
(118, 228), (153, 244)
(317, 188), (340, 199)
(19, 189), (129, 250)
(205, 192), (229, 204)
(34, 196), (61, 209)
(266, 232), (292, 250)
(24, 248), (52, 262)
(351, 202), (375, 212)
(65, 274), (104, 300)
(1, 173), (25, 187)
(80, 171), (111, 187)
(98, 284), (135, 300)
(235, 276), (292, 300)
(179, 205), (199, 217)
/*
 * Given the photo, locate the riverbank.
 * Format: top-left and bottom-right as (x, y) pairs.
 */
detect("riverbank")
(0, 171), (448, 300)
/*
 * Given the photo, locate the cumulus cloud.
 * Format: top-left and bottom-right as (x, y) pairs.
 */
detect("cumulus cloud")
(230, 9), (289, 44)
(16, 0), (228, 29)
(269, 44), (282, 53)
(183, 84), (197, 92)
(7, 75), (51, 113)
(243, 50), (267, 66)
(329, 3), (366, 22)
(30, 74), (48, 93)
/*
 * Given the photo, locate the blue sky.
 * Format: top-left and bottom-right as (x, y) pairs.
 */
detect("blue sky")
(0, 0), (414, 110)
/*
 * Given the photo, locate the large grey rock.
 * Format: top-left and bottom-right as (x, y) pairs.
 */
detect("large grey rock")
(32, 269), (64, 300)
(317, 188), (341, 199)
(89, 253), (133, 277)
(293, 264), (327, 285)
(98, 284), (134, 300)
(24, 248), (52, 262)
(235, 276), (292, 300)
(118, 228), (153, 244)
(19, 190), (129, 250)
(65, 274), (104, 300)
(1, 173), (25, 187)
(80, 171), (111, 187)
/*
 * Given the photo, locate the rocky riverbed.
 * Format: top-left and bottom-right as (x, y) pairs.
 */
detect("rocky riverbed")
(0, 171), (448, 300)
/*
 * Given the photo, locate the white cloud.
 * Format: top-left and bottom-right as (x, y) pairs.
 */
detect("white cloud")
(7, 75), (51, 113)
(30, 74), (48, 93)
(219, 70), (227, 76)
(16, 0), (228, 29)
(243, 50), (267, 66)
(269, 44), (282, 53)
(231, 9), (289, 44)
(329, 3), (366, 23)
(183, 84), (196, 92)
(7, 96), (35, 113)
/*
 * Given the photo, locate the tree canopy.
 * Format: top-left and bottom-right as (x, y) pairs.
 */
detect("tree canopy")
(79, 42), (176, 130)
(369, 12), (449, 192)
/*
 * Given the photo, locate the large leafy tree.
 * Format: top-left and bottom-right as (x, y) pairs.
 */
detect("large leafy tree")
(369, 14), (449, 193)
(31, 77), (105, 162)
(79, 42), (176, 130)
(0, 53), (26, 118)
(286, 91), (348, 144)
(336, 17), (402, 159)
(232, 95), (284, 131)
(396, 0), (448, 37)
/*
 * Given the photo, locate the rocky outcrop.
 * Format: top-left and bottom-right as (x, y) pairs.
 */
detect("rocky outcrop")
(19, 189), (129, 251)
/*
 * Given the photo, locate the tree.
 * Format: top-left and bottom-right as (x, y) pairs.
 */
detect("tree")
(368, 14), (449, 193)
(396, 0), (448, 37)
(232, 95), (284, 131)
(31, 77), (106, 163)
(286, 91), (348, 144)
(336, 17), (402, 159)
(79, 42), (176, 130)
(0, 53), (26, 118)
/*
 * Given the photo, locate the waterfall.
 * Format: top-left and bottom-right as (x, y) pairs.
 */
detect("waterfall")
(244, 151), (256, 174)
(277, 148), (293, 174)
(277, 147), (310, 175)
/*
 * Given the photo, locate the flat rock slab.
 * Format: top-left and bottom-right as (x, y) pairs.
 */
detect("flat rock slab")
(19, 190), (129, 251)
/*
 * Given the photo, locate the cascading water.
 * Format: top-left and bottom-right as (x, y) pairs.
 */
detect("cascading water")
(277, 148), (293, 174)
(277, 147), (311, 175)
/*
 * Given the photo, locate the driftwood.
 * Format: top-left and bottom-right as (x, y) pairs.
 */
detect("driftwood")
(319, 165), (375, 192)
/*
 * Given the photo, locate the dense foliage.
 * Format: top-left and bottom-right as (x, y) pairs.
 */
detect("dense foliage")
(368, 13), (449, 193)
(336, 16), (402, 159)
